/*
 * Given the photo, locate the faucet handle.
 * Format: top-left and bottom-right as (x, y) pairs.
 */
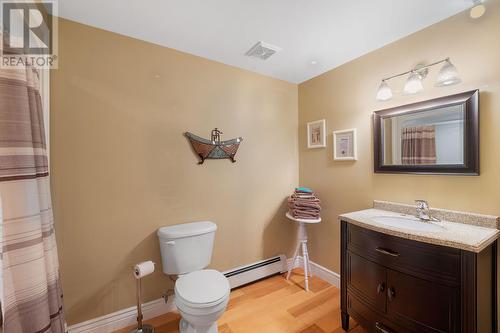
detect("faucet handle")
(415, 199), (429, 209)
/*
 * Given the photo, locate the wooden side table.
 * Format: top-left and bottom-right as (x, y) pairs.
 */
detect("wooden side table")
(285, 212), (321, 291)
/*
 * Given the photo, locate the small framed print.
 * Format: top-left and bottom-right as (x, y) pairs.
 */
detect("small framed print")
(307, 119), (326, 149)
(333, 128), (357, 161)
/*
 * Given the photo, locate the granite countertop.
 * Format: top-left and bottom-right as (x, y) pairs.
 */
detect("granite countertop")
(339, 202), (500, 253)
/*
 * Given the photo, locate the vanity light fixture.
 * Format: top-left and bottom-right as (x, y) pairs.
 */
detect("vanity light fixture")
(376, 58), (461, 101)
(470, 0), (486, 19)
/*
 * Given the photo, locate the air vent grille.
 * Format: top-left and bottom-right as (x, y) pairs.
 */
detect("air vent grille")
(245, 41), (281, 60)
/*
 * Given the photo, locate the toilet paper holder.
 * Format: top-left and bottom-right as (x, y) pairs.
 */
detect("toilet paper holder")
(162, 289), (174, 304)
(130, 262), (155, 333)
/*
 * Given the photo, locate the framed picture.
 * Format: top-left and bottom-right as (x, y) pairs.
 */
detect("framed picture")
(333, 128), (357, 161)
(307, 119), (326, 148)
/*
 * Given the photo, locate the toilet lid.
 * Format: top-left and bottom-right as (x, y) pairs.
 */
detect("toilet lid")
(175, 270), (230, 307)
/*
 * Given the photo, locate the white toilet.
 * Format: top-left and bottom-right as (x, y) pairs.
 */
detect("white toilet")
(157, 221), (230, 333)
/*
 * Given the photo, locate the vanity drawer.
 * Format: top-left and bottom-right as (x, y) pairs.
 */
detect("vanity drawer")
(345, 222), (461, 286)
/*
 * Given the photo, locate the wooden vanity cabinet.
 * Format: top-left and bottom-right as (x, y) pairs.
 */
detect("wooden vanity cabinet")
(340, 221), (497, 333)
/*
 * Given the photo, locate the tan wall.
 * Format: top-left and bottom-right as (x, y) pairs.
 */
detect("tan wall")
(298, 1), (500, 329)
(50, 19), (298, 325)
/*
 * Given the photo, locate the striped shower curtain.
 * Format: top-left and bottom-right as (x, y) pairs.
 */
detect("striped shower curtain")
(0, 66), (65, 332)
(401, 125), (437, 165)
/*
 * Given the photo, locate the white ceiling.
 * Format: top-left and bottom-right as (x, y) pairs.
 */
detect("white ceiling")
(56, 0), (471, 83)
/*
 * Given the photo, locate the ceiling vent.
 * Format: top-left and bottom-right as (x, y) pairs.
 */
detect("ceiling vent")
(245, 41), (281, 60)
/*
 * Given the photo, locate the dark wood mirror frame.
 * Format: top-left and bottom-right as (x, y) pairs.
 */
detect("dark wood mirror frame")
(373, 90), (479, 175)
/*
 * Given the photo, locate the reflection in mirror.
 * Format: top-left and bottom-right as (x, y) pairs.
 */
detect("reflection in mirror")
(381, 105), (464, 166)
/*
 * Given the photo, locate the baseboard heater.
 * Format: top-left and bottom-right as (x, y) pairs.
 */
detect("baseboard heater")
(223, 255), (287, 289)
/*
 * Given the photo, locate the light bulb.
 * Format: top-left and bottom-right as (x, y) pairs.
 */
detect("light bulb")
(403, 72), (424, 95)
(435, 59), (462, 87)
(376, 80), (393, 101)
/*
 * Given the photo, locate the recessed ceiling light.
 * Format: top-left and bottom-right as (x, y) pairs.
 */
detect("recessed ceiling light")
(310, 60), (318, 65)
(470, 0), (486, 19)
(470, 4), (486, 18)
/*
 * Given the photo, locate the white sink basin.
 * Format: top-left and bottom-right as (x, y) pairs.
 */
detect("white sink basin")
(372, 215), (445, 232)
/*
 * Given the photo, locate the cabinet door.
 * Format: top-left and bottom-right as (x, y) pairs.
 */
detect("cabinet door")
(387, 269), (460, 333)
(346, 251), (387, 313)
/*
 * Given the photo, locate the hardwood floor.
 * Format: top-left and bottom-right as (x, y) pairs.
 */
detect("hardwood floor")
(115, 269), (366, 333)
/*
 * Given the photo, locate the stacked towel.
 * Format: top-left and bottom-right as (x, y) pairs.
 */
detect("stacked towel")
(287, 187), (321, 220)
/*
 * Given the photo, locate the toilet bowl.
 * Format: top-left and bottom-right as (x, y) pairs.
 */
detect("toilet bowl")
(157, 222), (229, 333)
(174, 269), (230, 333)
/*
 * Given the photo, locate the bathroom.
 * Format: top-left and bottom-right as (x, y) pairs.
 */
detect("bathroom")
(0, 0), (499, 332)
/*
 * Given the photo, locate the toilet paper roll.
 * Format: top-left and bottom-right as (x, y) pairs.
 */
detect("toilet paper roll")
(134, 261), (155, 279)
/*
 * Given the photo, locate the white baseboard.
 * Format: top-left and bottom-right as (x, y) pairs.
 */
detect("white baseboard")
(287, 256), (340, 288)
(68, 257), (340, 333)
(67, 297), (176, 333)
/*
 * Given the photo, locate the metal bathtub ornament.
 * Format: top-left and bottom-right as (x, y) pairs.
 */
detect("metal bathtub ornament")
(185, 128), (243, 164)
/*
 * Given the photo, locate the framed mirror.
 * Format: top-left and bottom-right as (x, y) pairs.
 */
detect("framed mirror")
(373, 90), (479, 175)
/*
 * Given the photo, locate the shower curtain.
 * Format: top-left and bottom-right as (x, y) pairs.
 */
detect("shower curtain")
(401, 125), (437, 165)
(0, 66), (65, 332)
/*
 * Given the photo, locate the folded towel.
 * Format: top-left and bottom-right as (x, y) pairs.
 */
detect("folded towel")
(292, 212), (320, 219)
(288, 201), (320, 207)
(288, 187), (321, 221)
(295, 187), (313, 193)
(288, 197), (320, 203)
(290, 194), (320, 201)
(288, 207), (320, 213)
(291, 201), (321, 208)
(292, 207), (320, 213)
(288, 204), (320, 212)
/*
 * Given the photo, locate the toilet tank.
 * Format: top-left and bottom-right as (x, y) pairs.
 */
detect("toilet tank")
(157, 221), (217, 275)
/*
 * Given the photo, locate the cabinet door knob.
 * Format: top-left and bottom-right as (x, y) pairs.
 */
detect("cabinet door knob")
(387, 287), (396, 301)
(377, 283), (385, 294)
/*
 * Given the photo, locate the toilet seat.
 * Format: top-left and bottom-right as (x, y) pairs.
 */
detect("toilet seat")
(175, 269), (230, 309)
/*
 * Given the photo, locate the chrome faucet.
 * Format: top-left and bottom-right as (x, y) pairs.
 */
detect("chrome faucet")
(415, 200), (440, 222)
